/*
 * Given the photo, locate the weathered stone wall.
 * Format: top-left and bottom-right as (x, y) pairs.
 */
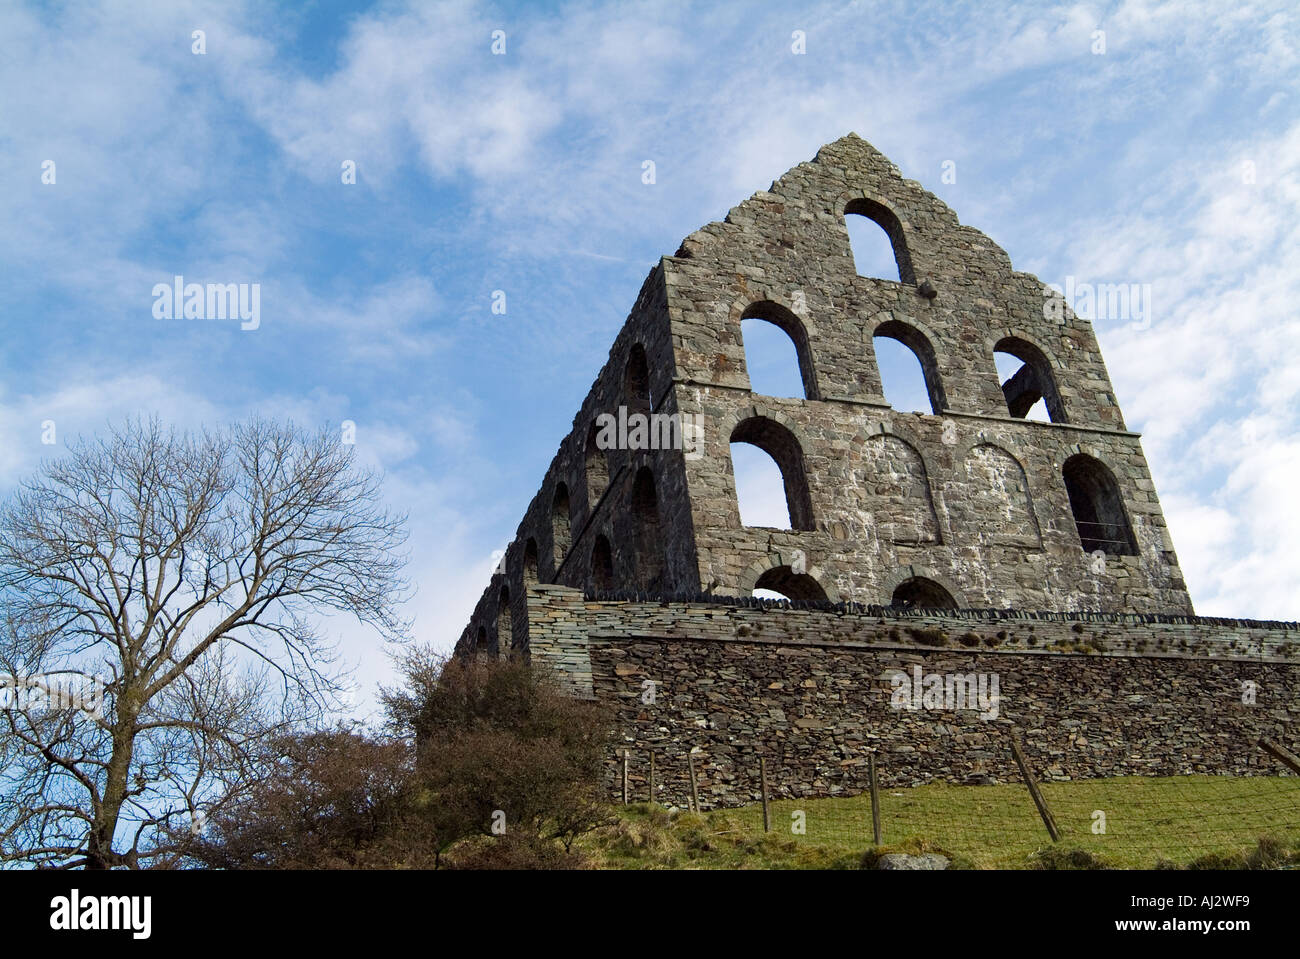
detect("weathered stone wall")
(525, 587), (1299, 808)
(457, 263), (701, 656)
(681, 402), (1186, 612)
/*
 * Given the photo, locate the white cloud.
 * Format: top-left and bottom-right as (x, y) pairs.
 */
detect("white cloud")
(1069, 120), (1300, 619)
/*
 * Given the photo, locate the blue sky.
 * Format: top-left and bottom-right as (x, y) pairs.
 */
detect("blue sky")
(2, 0), (1297, 718)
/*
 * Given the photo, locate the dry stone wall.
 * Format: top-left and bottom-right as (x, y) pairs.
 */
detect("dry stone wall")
(525, 587), (1300, 807)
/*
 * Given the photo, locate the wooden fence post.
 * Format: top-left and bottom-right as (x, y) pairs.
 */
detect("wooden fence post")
(1259, 737), (1300, 775)
(760, 756), (771, 833)
(1009, 731), (1060, 842)
(868, 752), (882, 847)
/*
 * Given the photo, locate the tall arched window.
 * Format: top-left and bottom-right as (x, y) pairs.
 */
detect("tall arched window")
(585, 420), (610, 515)
(740, 301), (819, 400)
(590, 534), (614, 593)
(476, 625), (489, 658)
(624, 344), (651, 415)
(1062, 454), (1137, 555)
(994, 336), (1066, 423)
(730, 417), (815, 531)
(873, 320), (946, 413)
(844, 198), (915, 284)
(552, 482), (572, 571)
(731, 443), (791, 528)
(631, 468), (664, 591)
(497, 587), (512, 657)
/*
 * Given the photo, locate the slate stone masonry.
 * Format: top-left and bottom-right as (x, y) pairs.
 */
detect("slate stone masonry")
(525, 587), (1299, 806)
(450, 135), (1294, 805)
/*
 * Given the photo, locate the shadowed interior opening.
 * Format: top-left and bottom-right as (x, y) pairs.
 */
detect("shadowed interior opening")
(891, 577), (957, 609)
(754, 565), (829, 601)
(1062, 454), (1137, 556)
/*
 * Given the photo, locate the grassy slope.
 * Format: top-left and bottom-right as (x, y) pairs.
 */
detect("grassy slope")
(581, 775), (1300, 869)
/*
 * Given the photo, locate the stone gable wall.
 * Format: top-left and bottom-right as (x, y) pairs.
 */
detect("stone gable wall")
(662, 134), (1190, 613)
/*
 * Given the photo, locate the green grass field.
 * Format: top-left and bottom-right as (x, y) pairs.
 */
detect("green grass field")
(583, 775), (1300, 869)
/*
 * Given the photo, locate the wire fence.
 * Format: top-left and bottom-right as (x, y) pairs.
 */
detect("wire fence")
(613, 733), (1300, 868)
(1072, 519), (1136, 554)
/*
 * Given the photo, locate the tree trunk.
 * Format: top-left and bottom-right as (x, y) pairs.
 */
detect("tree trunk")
(87, 702), (137, 869)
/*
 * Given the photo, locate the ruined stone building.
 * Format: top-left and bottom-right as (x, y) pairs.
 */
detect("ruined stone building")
(456, 135), (1297, 803)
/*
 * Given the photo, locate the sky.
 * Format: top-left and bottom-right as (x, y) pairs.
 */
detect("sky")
(2, 0), (1297, 720)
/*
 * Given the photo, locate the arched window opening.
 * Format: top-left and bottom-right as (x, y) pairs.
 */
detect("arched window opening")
(1062, 454), (1137, 556)
(740, 301), (818, 400)
(590, 534), (614, 594)
(754, 566), (828, 601)
(730, 443), (791, 529)
(551, 482), (572, 571)
(523, 538), (539, 585)
(891, 577), (957, 609)
(994, 337), (1066, 423)
(631, 467), (664, 591)
(624, 344), (652, 415)
(585, 420), (610, 514)
(729, 417), (815, 531)
(497, 587), (512, 657)
(476, 625), (489, 658)
(874, 320), (946, 414)
(844, 198), (915, 284)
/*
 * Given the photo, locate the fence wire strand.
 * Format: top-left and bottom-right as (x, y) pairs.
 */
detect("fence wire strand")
(619, 735), (1300, 868)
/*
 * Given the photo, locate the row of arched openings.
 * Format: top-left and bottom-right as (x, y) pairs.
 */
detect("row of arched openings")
(749, 565), (960, 610)
(551, 465), (665, 588)
(742, 304), (1062, 425)
(739, 206), (1075, 534)
(557, 341), (656, 570)
(749, 200), (1066, 424)
(732, 416), (1136, 558)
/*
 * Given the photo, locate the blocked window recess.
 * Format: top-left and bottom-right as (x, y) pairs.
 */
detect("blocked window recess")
(591, 534), (615, 593)
(552, 482), (572, 572)
(585, 420), (610, 514)
(632, 467), (665, 591)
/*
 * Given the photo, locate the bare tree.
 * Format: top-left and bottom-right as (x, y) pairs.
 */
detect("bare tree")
(0, 417), (409, 868)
